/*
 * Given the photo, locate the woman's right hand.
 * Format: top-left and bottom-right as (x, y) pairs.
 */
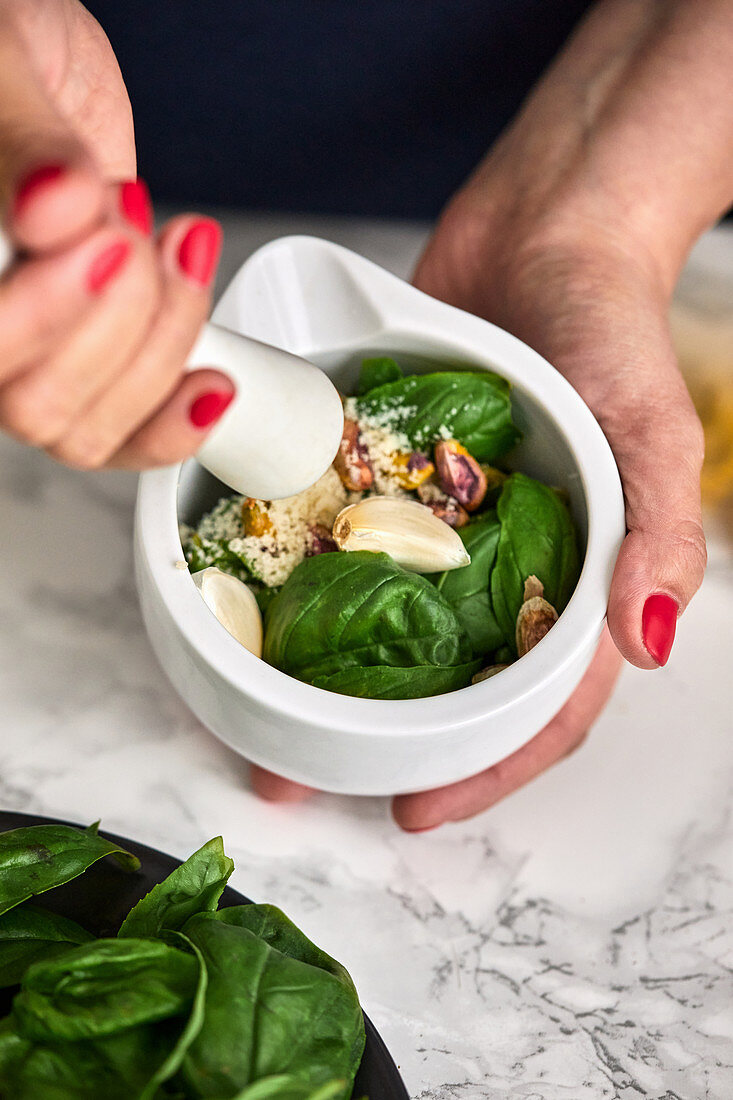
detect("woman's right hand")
(0, 0), (234, 471)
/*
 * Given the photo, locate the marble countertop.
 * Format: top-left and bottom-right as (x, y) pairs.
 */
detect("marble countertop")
(1, 213), (732, 1100)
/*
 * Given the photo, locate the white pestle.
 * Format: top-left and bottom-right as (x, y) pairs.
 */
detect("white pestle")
(0, 228), (344, 499)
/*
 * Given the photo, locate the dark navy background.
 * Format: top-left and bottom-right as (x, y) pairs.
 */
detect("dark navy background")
(86, 1), (593, 219)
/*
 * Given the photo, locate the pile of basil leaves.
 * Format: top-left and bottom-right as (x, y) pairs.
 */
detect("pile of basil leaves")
(0, 823), (365, 1100)
(262, 359), (580, 698)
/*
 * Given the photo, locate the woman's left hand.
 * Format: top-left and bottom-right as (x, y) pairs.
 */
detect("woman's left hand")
(250, 204), (705, 828)
(251, 0), (733, 826)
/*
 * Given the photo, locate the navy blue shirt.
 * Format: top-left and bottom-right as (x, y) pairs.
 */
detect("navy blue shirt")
(85, 1), (593, 218)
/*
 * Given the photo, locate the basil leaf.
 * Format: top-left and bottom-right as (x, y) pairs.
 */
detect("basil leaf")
(0, 941), (207, 1099)
(0, 905), (93, 989)
(0, 1018), (195, 1099)
(0, 825), (139, 918)
(12, 938), (198, 1041)
(355, 371), (520, 462)
(139, 932), (208, 1100)
(196, 903), (356, 993)
(264, 552), (475, 698)
(179, 909), (364, 1100)
(255, 584), (281, 614)
(428, 513), (504, 658)
(490, 472), (581, 653)
(310, 662), (479, 699)
(118, 836), (234, 940)
(231, 1077), (348, 1100)
(356, 356), (403, 394)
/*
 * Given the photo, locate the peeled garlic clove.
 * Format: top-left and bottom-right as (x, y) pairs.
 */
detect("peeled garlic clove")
(515, 575), (558, 657)
(332, 496), (470, 573)
(192, 567), (263, 657)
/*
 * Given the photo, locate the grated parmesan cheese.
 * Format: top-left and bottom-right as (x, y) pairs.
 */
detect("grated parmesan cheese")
(229, 467), (351, 587)
(343, 397), (413, 496)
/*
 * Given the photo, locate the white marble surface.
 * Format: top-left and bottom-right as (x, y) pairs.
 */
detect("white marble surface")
(1, 214), (732, 1099)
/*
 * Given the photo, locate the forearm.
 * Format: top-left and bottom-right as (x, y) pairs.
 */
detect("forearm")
(450, 0), (733, 290)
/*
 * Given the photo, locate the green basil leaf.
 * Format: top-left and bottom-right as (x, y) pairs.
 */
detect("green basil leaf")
(255, 584), (281, 614)
(0, 905), (93, 989)
(231, 1077), (348, 1100)
(490, 472), (581, 653)
(0, 1017), (196, 1100)
(179, 911), (364, 1100)
(193, 904), (356, 994)
(139, 932), (208, 1100)
(310, 661), (480, 699)
(355, 371), (520, 462)
(264, 552), (475, 698)
(0, 825), (139, 918)
(356, 356), (403, 394)
(12, 938), (198, 1042)
(428, 513), (504, 658)
(118, 837), (234, 940)
(0, 942), (206, 1099)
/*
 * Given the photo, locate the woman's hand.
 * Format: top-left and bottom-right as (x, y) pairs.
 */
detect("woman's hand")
(250, 217), (704, 828)
(0, 0), (233, 470)
(390, 222), (704, 828)
(251, 0), (733, 827)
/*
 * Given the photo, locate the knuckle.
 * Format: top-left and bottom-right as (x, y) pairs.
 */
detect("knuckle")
(0, 383), (70, 447)
(49, 434), (113, 471)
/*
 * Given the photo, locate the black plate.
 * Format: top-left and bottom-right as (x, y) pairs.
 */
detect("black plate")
(0, 811), (409, 1100)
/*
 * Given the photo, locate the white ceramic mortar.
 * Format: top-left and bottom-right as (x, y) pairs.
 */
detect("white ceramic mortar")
(134, 236), (625, 795)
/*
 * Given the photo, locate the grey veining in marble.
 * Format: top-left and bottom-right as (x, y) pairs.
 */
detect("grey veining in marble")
(1, 215), (732, 1099)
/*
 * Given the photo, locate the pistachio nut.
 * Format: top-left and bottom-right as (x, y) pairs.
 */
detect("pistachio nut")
(333, 418), (374, 491)
(192, 567), (263, 657)
(472, 663), (510, 685)
(241, 498), (273, 537)
(434, 439), (488, 511)
(392, 450), (435, 490)
(306, 522), (339, 556)
(332, 495), (471, 573)
(515, 574), (558, 657)
(423, 496), (469, 528)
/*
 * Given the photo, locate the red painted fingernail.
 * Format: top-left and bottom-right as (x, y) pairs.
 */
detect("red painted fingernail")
(87, 240), (131, 294)
(178, 220), (222, 285)
(189, 390), (234, 428)
(13, 163), (66, 217)
(119, 179), (152, 235)
(642, 593), (678, 666)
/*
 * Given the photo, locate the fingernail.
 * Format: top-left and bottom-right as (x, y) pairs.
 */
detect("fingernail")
(178, 219), (222, 285)
(87, 240), (131, 294)
(642, 593), (678, 666)
(119, 179), (152, 235)
(13, 163), (66, 217)
(189, 390), (234, 428)
(402, 824), (439, 833)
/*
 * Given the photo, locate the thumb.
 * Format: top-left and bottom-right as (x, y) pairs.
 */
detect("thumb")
(0, 17), (106, 253)
(601, 323), (706, 669)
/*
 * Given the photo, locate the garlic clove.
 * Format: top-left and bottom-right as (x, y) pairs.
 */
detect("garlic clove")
(192, 567), (263, 657)
(332, 496), (470, 573)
